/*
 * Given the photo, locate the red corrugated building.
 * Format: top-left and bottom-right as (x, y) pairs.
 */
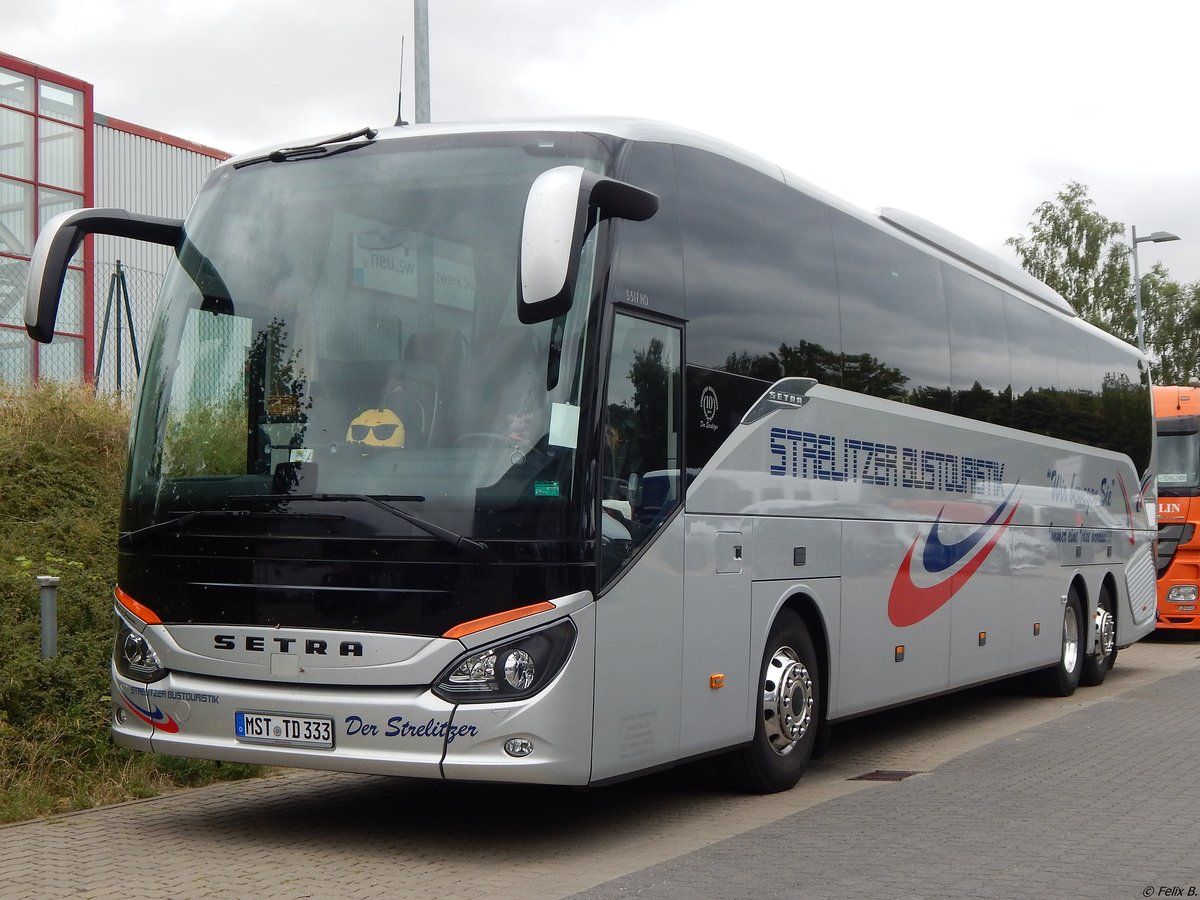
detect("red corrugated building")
(1, 51), (229, 391)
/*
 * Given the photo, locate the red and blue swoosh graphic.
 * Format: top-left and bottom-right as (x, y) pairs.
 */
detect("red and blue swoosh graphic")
(888, 486), (1021, 627)
(120, 693), (180, 733)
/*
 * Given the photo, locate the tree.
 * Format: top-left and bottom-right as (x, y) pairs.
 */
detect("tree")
(1007, 182), (1200, 384)
(1141, 262), (1200, 385)
(1006, 182), (1132, 340)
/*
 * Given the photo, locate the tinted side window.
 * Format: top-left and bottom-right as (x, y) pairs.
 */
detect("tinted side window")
(1090, 332), (1152, 474)
(943, 264), (1011, 427)
(1005, 294), (1060, 439)
(833, 213), (951, 411)
(610, 141), (684, 320)
(676, 146), (840, 383)
(1054, 314), (1101, 448)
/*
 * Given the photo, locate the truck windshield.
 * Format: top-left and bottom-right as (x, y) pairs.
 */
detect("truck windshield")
(1157, 430), (1200, 495)
(125, 132), (609, 545)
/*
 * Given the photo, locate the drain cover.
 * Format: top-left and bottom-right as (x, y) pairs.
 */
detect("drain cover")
(850, 769), (921, 782)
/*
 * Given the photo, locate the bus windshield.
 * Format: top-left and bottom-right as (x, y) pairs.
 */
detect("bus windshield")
(125, 132), (609, 544)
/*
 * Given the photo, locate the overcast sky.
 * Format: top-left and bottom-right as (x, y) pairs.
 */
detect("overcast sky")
(8, 0), (1200, 283)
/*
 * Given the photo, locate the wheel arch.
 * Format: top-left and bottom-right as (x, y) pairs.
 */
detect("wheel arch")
(1069, 572), (1091, 649)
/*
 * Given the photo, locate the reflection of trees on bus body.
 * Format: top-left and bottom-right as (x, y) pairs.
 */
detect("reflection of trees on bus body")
(715, 336), (1149, 468)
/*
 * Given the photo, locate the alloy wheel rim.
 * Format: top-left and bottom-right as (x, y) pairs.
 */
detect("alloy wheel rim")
(761, 645), (814, 756)
(1094, 605), (1115, 659)
(1062, 605), (1080, 672)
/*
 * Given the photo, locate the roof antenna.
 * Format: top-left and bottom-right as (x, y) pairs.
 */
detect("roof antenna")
(395, 36), (408, 126)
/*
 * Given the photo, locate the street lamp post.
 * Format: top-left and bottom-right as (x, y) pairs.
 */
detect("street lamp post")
(1131, 225), (1181, 353)
(414, 0), (430, 123)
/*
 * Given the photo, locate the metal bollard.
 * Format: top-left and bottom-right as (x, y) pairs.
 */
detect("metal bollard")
(36, 575), (60, 658)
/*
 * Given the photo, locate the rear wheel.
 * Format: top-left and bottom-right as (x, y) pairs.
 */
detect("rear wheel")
(1081, 586), (1118, 686)
(728, 610), (820, 793)
(1037, 587), (1084, 697)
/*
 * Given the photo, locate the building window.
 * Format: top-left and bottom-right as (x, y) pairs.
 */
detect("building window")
(0, 106), (34, 180)
(0, 59), (91, 385)
(0, 177), (34, 255)
(39, 119), (84, 191)
(38, 81), (83, 124)
(0, 68), (34, 111)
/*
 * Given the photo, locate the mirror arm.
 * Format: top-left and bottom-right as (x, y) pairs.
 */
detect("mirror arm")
(25, 208), (182, 343)
(518, 167), (658, 325)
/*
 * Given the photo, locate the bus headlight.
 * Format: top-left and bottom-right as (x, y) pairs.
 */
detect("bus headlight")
(114, 616), (168, 683)
(434, 620), (575, 703)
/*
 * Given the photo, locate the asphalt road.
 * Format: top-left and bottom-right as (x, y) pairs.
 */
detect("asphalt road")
(2, 634), (1198, 900)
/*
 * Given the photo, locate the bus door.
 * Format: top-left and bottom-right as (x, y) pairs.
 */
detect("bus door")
(591, 313), (686, 781)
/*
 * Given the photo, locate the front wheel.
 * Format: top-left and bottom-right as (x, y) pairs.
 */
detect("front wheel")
(727, 610), (820, 793)
(1036, 588), (1084, 697)
(1080, 587), (1118, 686)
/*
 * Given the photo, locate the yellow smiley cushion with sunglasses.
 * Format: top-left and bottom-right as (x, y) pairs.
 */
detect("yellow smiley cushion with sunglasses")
(346, 407), (406, 448)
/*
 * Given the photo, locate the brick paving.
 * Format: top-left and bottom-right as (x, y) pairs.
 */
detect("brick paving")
(574, 637), (1200, 900)
(1, 638), (1197, 900)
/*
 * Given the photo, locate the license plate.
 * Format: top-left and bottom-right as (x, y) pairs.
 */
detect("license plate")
(235, 711), (334, 749)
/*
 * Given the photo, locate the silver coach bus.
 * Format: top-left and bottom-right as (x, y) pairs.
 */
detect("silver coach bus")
(25, 119), (1157, 792)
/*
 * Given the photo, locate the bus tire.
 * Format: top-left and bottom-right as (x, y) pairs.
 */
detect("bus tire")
(728, 610), (820, 793)
(1080, 585), (1117, 686)
(1036, 587), (1084, 697)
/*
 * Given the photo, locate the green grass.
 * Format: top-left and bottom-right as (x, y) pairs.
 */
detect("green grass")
(0, 382), (261, 823)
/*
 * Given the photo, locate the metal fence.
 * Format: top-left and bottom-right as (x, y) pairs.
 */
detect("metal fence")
(0, 257), (164, 396)
(93, 259), (164, 396)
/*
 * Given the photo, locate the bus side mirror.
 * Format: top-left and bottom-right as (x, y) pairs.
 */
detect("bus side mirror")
(518, 166), (658, 325)
(25, 208), (182, 343)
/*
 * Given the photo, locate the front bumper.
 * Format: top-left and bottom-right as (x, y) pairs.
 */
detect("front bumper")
(112, 607), (597, 785)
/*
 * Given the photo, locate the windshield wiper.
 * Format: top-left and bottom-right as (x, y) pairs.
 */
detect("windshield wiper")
(119, 508), (343, 549)
(121, 493), (487, 559)
(286, 493), (489, 560)
(234, 126), (379, 169)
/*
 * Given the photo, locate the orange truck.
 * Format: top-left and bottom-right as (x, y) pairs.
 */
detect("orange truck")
(1155, 383), (1200, 631)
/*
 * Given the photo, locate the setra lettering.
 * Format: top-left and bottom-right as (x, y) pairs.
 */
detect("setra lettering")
(210, 634), (363, 657)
